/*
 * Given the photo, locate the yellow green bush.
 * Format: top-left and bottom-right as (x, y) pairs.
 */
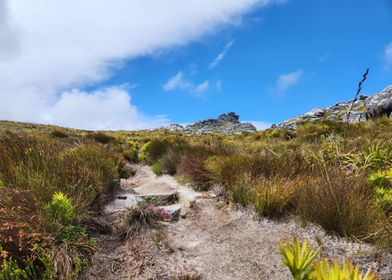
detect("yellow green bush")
(279, 239), (379, 280)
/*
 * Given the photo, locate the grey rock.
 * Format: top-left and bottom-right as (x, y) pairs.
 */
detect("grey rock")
(166, 124), (185, 132)
(341, 112), (368, 123)
(161, 112), (256, 135)
(217, 112), (240, 123)
(366, 86), (392, 117)
(160, 204), (182, 221)
(276, 85), (392, 130)
(326, 114), (337, 121)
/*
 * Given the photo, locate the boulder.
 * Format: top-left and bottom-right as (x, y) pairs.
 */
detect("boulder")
(159, 204), (182, 221)
(366, 86), (392, 117)
(162, 112), (257, 134)
(275, 85), (392, 130)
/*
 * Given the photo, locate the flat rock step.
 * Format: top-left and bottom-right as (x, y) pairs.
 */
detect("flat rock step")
(104, 192), (178, 213)
(104, 164), (204, 219)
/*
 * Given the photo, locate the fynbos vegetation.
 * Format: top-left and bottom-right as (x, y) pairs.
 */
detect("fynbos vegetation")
(0, 131), (122, 279)
(0, 114), (391, 278)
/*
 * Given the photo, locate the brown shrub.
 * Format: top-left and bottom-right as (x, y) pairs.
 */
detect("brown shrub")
(87, 132), (115, 144)
(205, 150), (311, 187)
(225, 173), (254, 207)
(253, 176), (301, 217)
(177, 153), (212, 191)
(294, 169), (379, 238)
(159, 148), (182, 175)
(0, 189), (53, 260)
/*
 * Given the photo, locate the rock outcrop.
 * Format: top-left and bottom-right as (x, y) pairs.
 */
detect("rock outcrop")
(165, 112), (256, 134)
(274, 85), (392, 130)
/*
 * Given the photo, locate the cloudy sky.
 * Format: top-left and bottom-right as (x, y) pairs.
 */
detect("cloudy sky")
(0, 0), (391, 130)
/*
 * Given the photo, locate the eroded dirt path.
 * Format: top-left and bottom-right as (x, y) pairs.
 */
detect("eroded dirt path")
(86, 165), (392, 280)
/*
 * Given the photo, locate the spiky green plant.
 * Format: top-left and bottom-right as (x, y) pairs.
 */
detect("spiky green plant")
(279, 239), (320, 280)
(312, 259), (379, 280)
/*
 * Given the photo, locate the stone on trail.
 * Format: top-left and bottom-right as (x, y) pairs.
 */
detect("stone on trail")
(104, 164), (201, 216)
(159, 204), (182, 221)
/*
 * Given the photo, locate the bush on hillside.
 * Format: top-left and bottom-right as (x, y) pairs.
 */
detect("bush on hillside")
(177, 153), (212, 191)
(294, 169), (378, 238)
(87, 132), (115, 144)
(0, 135), (120, 279)
(139, 138), (172, 163)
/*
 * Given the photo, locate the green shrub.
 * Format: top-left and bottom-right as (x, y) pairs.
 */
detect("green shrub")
(87, 132), (114, 144)
(1, 256), (30, 280)
(368, 171), (387, 187)
(225, 174), (254, 207)
(123, 148), (138, 162)
(50, 130), (68, 138)
(45, 192), (75, 226)
(375, 187), (392, 214)
(313, 259), (378, 280)
(279, 239), (319, 279)
(123, 141), (139, 162)
(59, 225), (87, 241)
(0, 135), (120, 279)
(152, 162), (163, 176)
(296, 122), (333, 142)
(279, 239), (379, 280)
(139, 138), (172, 163)
(158, 149), (182, 175)
(0, 245), (56, 280)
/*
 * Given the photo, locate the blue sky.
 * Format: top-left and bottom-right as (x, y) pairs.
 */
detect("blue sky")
(104, 0), (392, 127)
(1, 0), (392, 130)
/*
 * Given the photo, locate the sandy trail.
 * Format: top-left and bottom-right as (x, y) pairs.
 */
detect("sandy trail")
(86, 165), (392, 280)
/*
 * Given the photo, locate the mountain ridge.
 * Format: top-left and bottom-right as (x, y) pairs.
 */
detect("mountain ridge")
(273, 85), (392, 130)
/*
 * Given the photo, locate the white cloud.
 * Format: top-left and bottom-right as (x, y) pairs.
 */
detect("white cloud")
(275, 70), (304, 93)
(319, 53), (331, 62)
(247, 121), (272, 130)
(385, 42), (392, 64)
(195, 81), (209, 93)
(209, 40), (235, 69)
(163, 71), (209, 95)
(162, 72), (193, 91)
(48, 87), (169, 130)
(0, 0), (279, 128)
(0, 0), (282, 130)
(0, 85), (168, 130)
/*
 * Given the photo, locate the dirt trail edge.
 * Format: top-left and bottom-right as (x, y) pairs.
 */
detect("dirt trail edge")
(86, 165), (392, 280)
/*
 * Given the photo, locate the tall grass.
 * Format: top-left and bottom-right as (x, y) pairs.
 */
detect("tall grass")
(163, 124), (392, 246)
(0, 134), (121, 278)
(1, 119), (391, 277)
(294, 170), (378, 237)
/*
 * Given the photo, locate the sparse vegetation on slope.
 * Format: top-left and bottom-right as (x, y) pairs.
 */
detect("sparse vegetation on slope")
(119, 118), (392, 249)
(0, 117), (391, 278)
(0, 132), (122, 279)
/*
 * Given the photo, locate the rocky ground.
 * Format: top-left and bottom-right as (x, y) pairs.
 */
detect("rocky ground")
(85, 165), (392, 280)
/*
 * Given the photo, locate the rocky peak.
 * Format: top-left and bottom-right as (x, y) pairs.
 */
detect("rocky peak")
(164, 112), (256, 134)
(217, 112), (240, 123)
(274, 85), (392, 130)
